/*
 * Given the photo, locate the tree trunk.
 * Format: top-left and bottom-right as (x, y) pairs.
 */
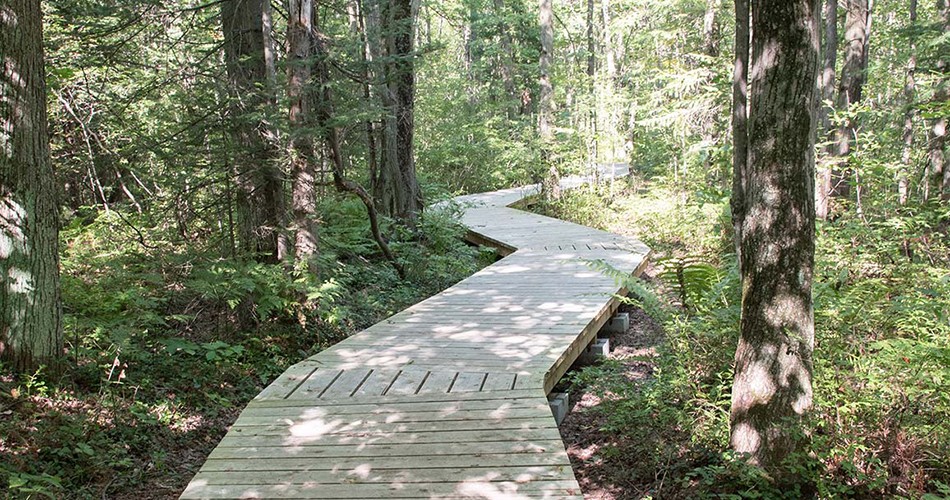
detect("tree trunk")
(928, 0), (948, 201)
(356, 1), (382, 199)
(539, 0), (560, 199)
(602, 0), (617, 81)
(730, 0), (750, 263)
(586, 0), (596, 78)
(287, 0), (319, 271)
(832, 0), (871, 202)
(493, 0), (518, 118)
(816, 0), (837, 218)
(378, 0), (423, 223)
(899, 0), (918, 206)
(0, 0), (64, 373)
(730, 0), (818, 471)
(221, 0), (285, 263)
(703, 0), (722, 57)
(539, 0), (554, 142)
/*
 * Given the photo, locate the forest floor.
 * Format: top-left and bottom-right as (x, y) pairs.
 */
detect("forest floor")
(558, 265), (668, 500)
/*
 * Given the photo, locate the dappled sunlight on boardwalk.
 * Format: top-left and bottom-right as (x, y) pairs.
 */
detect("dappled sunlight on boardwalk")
(181, 166), (649, 499)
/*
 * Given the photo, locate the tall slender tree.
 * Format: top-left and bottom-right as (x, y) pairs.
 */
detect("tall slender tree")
(221, 0), (286, 262)
(287, 0), (319, 270)
(928, 0), (948, 200)
(816, 0), (838, 218)
(1, 0), (63, 372)
(730, 0), (749, 262)
(730, 0), (819, 469)
(378, 0), (424, 223)
(832, 0), (872, 202)
(900, 0), (918, 206)
(538, 0), (560, 199)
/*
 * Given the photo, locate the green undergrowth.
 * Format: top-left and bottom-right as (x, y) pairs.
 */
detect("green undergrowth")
(0, 195), (491, 498)
(537, 178), (950, 498)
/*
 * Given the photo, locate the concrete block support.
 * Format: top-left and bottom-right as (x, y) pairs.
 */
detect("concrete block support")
(578, 337), (610, 365)
(549, 392), (570, 425)
(604, 312), (630, 333)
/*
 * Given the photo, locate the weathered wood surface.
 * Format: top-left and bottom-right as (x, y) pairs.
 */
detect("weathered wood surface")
(181, 164), (649, 499)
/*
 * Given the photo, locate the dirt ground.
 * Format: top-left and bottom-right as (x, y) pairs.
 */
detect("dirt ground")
(558, 273), (666, 500)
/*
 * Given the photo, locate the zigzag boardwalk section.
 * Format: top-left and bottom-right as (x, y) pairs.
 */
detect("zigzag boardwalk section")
(181, 167), (650, 499)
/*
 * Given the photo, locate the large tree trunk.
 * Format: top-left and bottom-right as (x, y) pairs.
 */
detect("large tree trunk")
(730, 0), (749, 262)
(221, 0), (285, 263)
(287, 0), (319, 271)
(0, 0), (63, 373)
(538, 0), (560, 199)
(816, 0), (837, 218)
(928, 0), (948, 201)
(900, 0), (918, 206)
(378, 0), (423, 223)
(730, 0), (818, 470)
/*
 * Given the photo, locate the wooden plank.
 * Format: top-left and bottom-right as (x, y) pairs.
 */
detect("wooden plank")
(291, 368), (343, 398)
(216, 427), (565, 448)
(208, 439), (566, 460)
(384, 369), (429, 395)
(238, 398), (548, 417)
(231, 407), (550, 427)
(320, 368), (373, 398)
(198, 451), (571, 472)
(352, 369), (400, 397)
(449, 372), (486, 393)
(183, 482), (580, 499)
(255, 362), (321, 400)
(188, 467), (575, 486)
(483, 372), (516, 391)
(251, 388), (544, 407)
(224, 418), (557, 437)
(417, 370), (457, 394)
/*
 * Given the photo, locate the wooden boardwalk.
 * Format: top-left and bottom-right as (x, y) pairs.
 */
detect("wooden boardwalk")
(181, 165), (650, 499)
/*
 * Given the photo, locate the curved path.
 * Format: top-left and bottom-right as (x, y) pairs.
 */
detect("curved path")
(182, 166), (650, 499)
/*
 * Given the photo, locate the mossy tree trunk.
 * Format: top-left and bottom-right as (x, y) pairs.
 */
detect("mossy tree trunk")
(0, 0), (63, 373)
(730, 0), (819, 470)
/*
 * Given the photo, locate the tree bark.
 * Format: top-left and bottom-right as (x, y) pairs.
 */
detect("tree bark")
(703, 0), (722, 57)
(538, 0), (560, 199)
(0, 0), (64, 373)
(492, 0), (518, 119)
(816, 0), (837, 218)
(287, 0), (319, 271)
(221, 0), (285, 263)
(586, 0), (596, 78)
(900, 0), (918, 206)
(928, 0), (948, 201)
(831, 0), (871, 203)
(378, 0), (423, 223)
(602, 0), (617, 81)
(730, 0), (750, 263)
(730, 0), (818, 470)
(539, 0), (554, 142)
